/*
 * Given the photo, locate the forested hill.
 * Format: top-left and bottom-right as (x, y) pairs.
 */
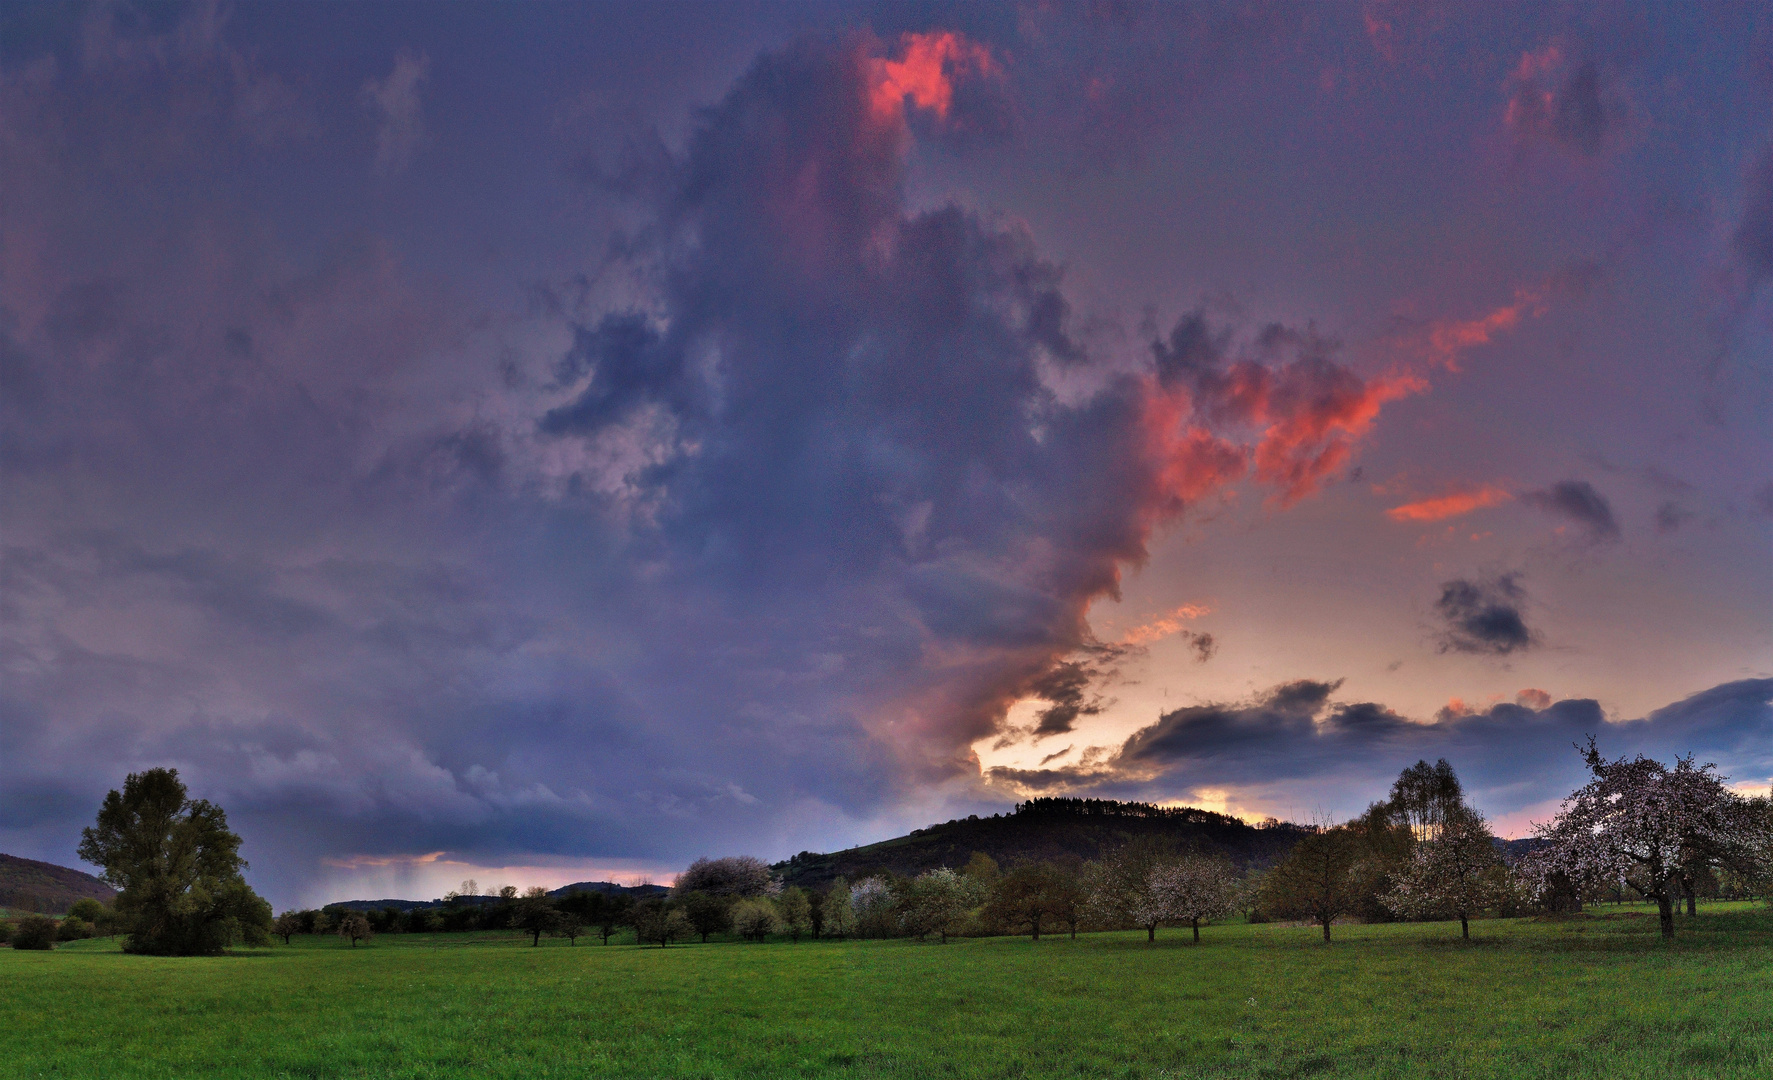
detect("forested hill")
(774, 798), (1314, 890)
(0, 853), (116, 914)
(327, 881), (667, 912)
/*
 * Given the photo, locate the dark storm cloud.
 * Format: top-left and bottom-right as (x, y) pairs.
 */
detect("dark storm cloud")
(990, 678), (1773, 821)
(1433, 574), (1536, 656)
(1521, 480), (1621, 542)
(0, 15), (1429, 906)
(1027, 660), (1109, 740)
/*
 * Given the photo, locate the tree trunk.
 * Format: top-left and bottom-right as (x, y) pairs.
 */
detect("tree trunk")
(1657, 896), (1674, 939)
(1070, 924), (1077, 940)
(1685, 891), (1697, 917)
(1460, 915), (1469, 940)
(1320, 918), (1331, 942)
(1031, 916), (1040, 942)
(1146, 923), (1156, 942)
(1191, 918), (1200, 942)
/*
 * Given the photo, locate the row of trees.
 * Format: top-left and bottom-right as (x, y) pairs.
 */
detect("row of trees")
(43, 745), (1773, 955)
(263, 746), (1773, 951)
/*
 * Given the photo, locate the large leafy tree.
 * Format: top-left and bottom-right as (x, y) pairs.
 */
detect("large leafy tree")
(672, 856), (778, 898)
(1525, 739), (1762, 939)
(77, 768), (272, 955)
(983, 863), (1075, 942)
(1388, 759), (1467, 840)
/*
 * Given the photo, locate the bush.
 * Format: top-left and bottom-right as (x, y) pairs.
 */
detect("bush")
(69, 898), (108, 923)
(58, 915), (94, 941)
(13, 914), (58, 950)
(0, 920), (12, 944)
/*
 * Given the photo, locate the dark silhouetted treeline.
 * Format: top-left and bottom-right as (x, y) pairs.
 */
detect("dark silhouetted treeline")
(774, 797), (1314, 891)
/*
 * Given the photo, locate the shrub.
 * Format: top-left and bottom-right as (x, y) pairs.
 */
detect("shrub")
(58, 915), (94, 941)
(13, 914), (58, 950)
(69, 899), (108, 923)
(0, 920), (12, 944)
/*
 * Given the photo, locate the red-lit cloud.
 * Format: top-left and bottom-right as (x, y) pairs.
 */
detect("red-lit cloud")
(1251, 369), (1425, 504)
(869, 31), (997, 123)
(1386, 484), (1512, 523)
(1141, 364), (1425, 510)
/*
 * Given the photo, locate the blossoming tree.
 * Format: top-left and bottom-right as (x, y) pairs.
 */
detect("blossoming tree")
(1147, 855), (1241, 943)
(1525, 738), (1762, 939)
(1382, 811), (1512, 939)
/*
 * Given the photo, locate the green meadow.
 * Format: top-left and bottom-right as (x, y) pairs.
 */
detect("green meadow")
(4, 904), (1770, 1079)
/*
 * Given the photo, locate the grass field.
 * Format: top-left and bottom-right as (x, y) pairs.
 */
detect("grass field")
(4, 904), (1770, 1079)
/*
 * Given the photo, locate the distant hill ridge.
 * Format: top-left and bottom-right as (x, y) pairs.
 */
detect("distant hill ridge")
(325, 880), (667, 912)
(773, 797), (1317, 891)
(0, 853), (116, 914)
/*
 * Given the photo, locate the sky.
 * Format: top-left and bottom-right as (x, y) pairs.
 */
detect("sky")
(2, 0), (1770, 910)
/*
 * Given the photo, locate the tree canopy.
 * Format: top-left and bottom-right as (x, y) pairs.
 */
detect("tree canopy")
(1525, 739), (1761, 939)
(76, 767), (271, 955)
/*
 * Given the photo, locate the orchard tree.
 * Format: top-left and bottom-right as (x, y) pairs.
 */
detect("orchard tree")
(77, 768), (272, 955)
(679, 890), (733, 943)
(1148, 855), (1240, 943)
(850, 877), (896, 937)
(272, 912), (300, 945)
(823, 877), (856, 939)
(1382, 812), (1510, 939)
(1526, 739), (1762, 939)
(1087, 838), (1175, 942)
(512, 887), (562, 946)
(984, 864), (1067, 941)
(778, 887), (812, 942)
(337, 912), (372, 947)
(555, 912), (585, 945)
(732, 898), (780, 941)
(1261, 827), (1361, 941)
(1049, 863), (1089, 940)
(898, 868), (980, 944)
(588, 893), (635, 945)
(632, 898), (692, 947)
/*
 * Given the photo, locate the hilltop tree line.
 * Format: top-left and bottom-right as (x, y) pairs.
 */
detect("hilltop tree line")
(12, 744), (1773, 952)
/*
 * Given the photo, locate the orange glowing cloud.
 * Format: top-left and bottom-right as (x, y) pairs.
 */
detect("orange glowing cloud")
(1423, 287), (1548, 372)
(1386, 485), (1512, 523)
(1516, 688), (1552, 710)
(1121, 603), (1213, 646)
(870, 31), (997, 123)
